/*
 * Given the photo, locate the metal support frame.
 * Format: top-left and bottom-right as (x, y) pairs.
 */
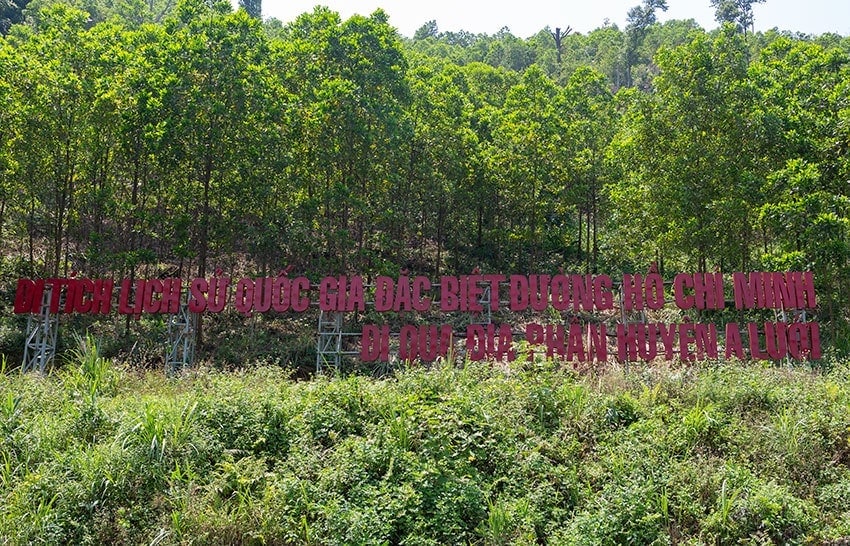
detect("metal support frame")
(618, 287), (647, 325)
(313, 279), (495, 373)
(471, 283), (493, 325)
(315, 310), (363, 373)
(22, 284), (59, 373)
(775, 307), (807, 366)
(316, 310), (343, 373)
(166, 298), (197, 374)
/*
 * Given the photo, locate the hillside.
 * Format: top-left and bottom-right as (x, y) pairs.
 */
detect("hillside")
(1, 0), (850, 366)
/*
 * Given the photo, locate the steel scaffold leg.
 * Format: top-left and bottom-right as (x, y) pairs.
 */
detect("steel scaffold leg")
(22, 285), (59, 373)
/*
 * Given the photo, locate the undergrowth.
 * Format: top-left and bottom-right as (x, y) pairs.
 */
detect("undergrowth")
(1, 352), (850, 544)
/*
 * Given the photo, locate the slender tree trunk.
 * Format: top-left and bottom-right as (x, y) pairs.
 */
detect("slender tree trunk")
(27, 196), (35, 273)
(585, 208), (591, 274)
(592, 182), (599, 274)
(198, 150), (213, 279)
(477, 204), (483, 248)
(577, 207), (583, 269)
(195, 148), (213, 348)
(436, 203), (444, 277)
(54, 166), (73, 278)
(0, 198), (5, 245)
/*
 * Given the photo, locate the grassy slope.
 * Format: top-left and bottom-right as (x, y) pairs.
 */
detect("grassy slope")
(1, 352), (850, 545)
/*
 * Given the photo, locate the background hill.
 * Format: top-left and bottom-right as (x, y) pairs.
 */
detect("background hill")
(1, 0), (849, 366)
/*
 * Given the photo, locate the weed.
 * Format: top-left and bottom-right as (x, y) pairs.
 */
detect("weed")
(773, 407), (805, 454)
(716, 478), (742, 531)
(681, 400), (719, 446)
(604, 391), (641, 428)
(64, 333), (116, 397)
(125, 402), (167, 464)
(0, 449), (21, 489)
(484, 499), (511, 545)
(1, 390), (22, 434)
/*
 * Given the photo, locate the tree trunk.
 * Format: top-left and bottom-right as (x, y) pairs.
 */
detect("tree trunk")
(577, 206), (583, 269)
(195, 149), (213, 348)
(592, 181), (599, 274)
(436, 203), (444, 277)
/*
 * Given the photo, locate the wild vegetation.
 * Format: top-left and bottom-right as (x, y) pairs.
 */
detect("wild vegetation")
(1, 349), (849, 544)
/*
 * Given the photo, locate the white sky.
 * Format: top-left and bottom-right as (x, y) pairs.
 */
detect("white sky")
(250, 0), (850, 38)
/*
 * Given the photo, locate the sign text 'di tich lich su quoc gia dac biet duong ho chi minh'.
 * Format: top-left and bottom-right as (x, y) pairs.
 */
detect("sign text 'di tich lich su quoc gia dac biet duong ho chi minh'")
(12, 271), (821, 363)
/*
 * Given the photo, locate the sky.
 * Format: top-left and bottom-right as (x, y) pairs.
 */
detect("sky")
(249, 0), (850, 38)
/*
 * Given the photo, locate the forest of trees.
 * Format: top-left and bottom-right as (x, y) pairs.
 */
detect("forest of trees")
(1, 0), (850, 356)
(6, 4), (850, 544)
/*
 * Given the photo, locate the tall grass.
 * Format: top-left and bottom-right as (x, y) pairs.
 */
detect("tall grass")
(1, 357), (850, 543)
(64, 333), (116, 398)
